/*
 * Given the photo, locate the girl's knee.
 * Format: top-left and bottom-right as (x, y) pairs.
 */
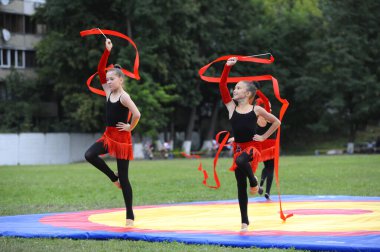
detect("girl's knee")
(235, 155), (248, 167)
(84, 150), (94, 161)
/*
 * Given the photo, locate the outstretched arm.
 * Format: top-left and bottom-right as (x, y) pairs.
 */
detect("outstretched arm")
(98, 39), (112, 97)
(220, 57), (237, 118)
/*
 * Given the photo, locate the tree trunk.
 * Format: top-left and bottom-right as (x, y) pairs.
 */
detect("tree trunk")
(347, 101), (357, 154)
(126, 18), (132, 38)
(347, 101), (357, 143)
(170, 119), (175, 149)
(133, 133), (144, 159)
(201, 100), (219, 151)
(182, 106), (196, 154)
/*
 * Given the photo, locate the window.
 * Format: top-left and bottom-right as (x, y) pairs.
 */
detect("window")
(1, 49), (11, 67)
(25, 16), (37, 34)
(0, 13), (40, 34)
(10, 50), (15, 66)
(0, 13), (24, 33)
(12, 50), (25, 68)
(17, 50), (24, 67)
(1, 49), (35, 68)
(25, 51), (36, 68)
(10, 50), (25, 68)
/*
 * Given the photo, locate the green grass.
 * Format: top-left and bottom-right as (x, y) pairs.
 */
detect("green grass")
(1, 155), (380, 251)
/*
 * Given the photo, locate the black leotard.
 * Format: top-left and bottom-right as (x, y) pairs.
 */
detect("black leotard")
(106, 94), (130, 126)
(230, 109), (257, 143)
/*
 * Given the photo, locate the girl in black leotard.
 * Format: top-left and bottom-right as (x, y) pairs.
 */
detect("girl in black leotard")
(84, 38), (141, 227)
(256, 100), (276, 200)
(219, 57), (281, 232)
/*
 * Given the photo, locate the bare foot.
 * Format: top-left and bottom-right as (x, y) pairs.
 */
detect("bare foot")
(240, 223), (248, 232)
(250, 185), (259, 195)
(113, 180), (121, 189)
(126, 219), (134, 227)
(250, 176), (259, 195)
(114, 172), (121, 189)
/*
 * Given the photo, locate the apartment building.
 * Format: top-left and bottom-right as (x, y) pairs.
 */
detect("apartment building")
(0, 0), (45, 97)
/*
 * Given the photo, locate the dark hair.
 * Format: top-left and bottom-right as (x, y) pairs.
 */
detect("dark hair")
(107, 64), (125, 79)
(253, 81), (261, 89)
(241, 81), (257, 99)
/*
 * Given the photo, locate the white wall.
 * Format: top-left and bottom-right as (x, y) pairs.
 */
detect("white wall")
(0, 133), (143, 165)
(0, 134), (19, 165)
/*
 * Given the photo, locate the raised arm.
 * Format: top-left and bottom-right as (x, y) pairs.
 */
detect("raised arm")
(220, 57), (237, 118)
(98, 39), (112, 97)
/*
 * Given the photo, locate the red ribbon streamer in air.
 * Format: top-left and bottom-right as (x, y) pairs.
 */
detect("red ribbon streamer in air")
(198, 54), (292, 221)
(256, 90), (271, 113)
(181, 131), (231, 189)
(80, 28), (140, 97)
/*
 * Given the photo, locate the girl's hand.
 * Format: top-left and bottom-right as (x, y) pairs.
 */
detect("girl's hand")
(227, 137), (235, 143)
(226, 57), (237, 66)
(253, 134), (265, 142)
(105, 38), (113, 51)
(116, 122), (131, 131)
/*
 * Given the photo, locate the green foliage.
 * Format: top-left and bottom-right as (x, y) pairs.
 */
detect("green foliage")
(132, 0), (202, 107)
(31, 0), (177, 135)
(124, 76), (179, 137)
(60, 93), (104, 132)
(0, 70), (40, 132)
(296, 0), (380, 141)
(3, 0), (379, 146)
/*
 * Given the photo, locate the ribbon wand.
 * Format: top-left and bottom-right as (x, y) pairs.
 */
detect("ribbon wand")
(97, 28), (108, 40)
(243, 53), (272, 58)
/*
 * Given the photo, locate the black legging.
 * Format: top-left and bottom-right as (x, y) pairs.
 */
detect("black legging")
(260, 159), (274, 195)
(84, 142), (134, 220)
(234, 151), (258, 225)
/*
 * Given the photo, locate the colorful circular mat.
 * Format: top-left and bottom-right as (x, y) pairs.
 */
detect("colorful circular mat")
(1, 195), (379, 251)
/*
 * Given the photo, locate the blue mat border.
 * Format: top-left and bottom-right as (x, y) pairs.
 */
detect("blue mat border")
(1, 195), (379, 252)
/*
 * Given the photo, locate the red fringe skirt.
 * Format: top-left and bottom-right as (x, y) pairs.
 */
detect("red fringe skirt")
(97, 127), (134, 160)
(229, 139), (276, 174)
(260, 139), (276, 163)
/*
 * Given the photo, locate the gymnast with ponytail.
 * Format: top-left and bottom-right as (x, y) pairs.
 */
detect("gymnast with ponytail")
(84, 38), (140, 227)
(255, 95), (276, 201)
(219, 57), (281, 231)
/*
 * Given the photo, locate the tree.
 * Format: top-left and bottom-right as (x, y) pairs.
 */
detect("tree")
(10, 0), (377, 150)
(225, 0), (324, 146)
(300, 0), (380, 142)
(34, 0), (176, 136)
(0, 70), (39, 132)
(196, 0), (266, 151)
(129, 0), (202, 152)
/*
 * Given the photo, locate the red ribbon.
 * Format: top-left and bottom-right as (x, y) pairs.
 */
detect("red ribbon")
(180, 152), (203, 171)
(80, 28), (140, 97)
(181, 131), (231, 189)
(256, 90), (271, 112)
(199, 55), (274, 83)
(199, 54), (292, 221)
